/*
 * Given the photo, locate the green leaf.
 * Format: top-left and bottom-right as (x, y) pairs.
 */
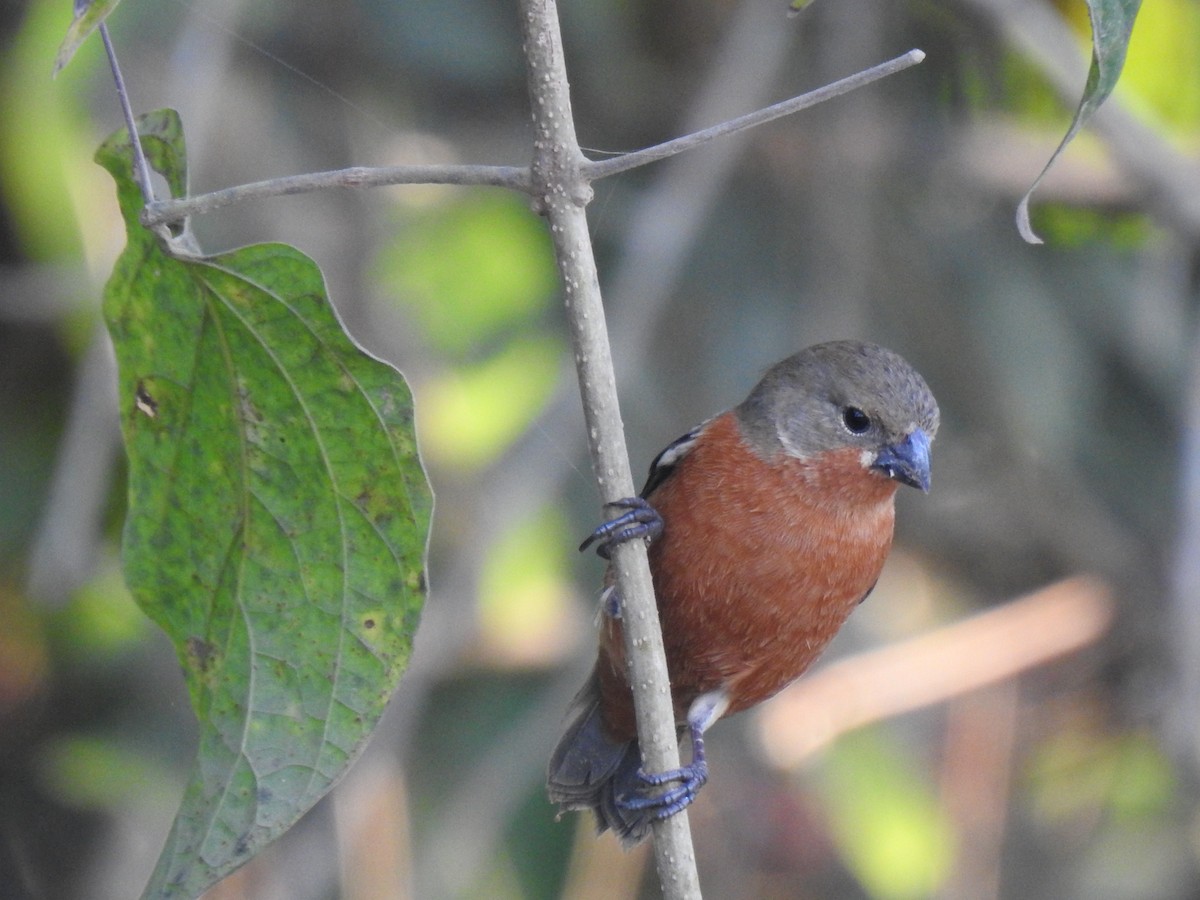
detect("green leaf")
(54, 0), (121, 77)
(1016, 0), (1143, 243)
(96, 109), (432, 899)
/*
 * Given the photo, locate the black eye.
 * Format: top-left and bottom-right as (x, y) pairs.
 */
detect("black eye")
(842, 406), (871, 434)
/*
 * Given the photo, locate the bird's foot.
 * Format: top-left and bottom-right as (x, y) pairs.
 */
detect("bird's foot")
(613, 693), (722, 825)
(617, 758), (709, 820)
(617, 721), (710, 821)
(579, 497), (664, 559)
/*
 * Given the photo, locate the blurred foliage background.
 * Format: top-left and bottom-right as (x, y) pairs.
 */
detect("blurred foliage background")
(1, 0), (1198, 897)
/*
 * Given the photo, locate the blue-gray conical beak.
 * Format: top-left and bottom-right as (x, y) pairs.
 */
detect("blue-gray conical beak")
(873, 428), (932, 492)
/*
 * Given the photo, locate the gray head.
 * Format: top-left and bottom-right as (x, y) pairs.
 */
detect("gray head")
(735, 340), (940, 491)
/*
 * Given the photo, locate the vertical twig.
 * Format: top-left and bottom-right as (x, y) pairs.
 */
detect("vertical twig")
(517, 1), (702, 896)
(100, 22), (156, 206)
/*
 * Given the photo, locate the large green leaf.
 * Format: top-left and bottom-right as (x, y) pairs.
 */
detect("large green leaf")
(1016, 0), (1143, 243)
(96, 110), (432, 899)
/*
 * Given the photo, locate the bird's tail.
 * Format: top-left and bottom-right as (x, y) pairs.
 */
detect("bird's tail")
(547, 670), (655, 846)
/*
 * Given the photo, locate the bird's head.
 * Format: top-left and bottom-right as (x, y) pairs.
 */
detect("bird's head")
(736, 340), (940, 493)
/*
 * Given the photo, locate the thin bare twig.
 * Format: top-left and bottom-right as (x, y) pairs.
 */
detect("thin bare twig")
(100, 22), (156, 206)
(582, 49), (925, 182)
(140, 164), (531, 227)
(137, 50), (926, 230)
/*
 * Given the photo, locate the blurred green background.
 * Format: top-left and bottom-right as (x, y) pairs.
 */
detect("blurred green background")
(2, 0), (1198, 897)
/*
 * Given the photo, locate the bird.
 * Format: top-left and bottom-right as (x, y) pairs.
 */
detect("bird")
(547, 340), (940, 846)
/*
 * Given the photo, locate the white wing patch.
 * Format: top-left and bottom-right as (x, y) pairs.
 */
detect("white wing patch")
(641, 416), (714, 497)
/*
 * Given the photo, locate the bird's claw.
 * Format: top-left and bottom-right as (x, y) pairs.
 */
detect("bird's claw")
(579, 497), (664, 559)
(616, 760), (709, 820)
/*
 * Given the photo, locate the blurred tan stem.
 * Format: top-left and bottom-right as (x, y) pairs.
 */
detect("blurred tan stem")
(756, 575), (1113, 768)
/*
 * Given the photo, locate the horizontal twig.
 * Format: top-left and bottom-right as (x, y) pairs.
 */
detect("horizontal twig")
(141, 164), (531, 227)
(582, 49), (926, 181)
(139, 50), (925, 228)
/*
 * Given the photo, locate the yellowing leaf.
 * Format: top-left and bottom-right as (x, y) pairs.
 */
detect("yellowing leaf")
(54, 0), (121, 77)
(1017, 0), (1143, 243)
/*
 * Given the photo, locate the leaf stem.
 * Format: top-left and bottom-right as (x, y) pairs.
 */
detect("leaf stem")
(99, 22), (156, 208)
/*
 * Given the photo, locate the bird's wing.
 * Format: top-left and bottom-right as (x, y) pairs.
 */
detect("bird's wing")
(639, 415), (715, 499)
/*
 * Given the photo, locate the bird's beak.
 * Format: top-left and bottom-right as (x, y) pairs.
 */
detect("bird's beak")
(873, 428), (932, 492)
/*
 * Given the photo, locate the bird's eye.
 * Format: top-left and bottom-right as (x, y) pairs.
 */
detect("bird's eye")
(842, 406), (871, 434)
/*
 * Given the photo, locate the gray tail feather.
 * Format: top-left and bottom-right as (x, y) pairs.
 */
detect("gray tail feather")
(547, 671), (656, 846)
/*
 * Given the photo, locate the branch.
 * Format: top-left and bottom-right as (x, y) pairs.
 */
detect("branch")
(518, 1), (701, 896)
(138, 51), (926, 229)
(100, 22), (156, 207)
(582, 49), (925, 182)
(141, 164), (530, 228)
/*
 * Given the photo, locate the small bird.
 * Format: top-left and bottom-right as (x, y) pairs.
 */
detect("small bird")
(547, 340), (939, 845)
